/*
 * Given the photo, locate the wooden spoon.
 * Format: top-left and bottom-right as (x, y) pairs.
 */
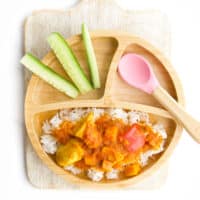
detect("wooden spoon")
(118, 53), (200, 143)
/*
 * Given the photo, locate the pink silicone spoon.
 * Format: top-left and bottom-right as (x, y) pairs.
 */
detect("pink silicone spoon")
(118, 53), (200, 143)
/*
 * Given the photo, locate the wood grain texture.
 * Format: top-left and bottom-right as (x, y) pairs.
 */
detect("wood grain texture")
(153, 86), (200, 142)
(24, 0), (184, 189)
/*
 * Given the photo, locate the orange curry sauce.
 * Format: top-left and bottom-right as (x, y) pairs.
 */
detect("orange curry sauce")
(52, 112), (163, 179)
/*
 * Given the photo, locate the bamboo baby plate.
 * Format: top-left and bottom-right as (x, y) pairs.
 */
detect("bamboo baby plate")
(25, 31), (184, 187)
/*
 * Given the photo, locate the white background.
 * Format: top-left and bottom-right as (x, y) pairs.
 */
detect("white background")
(1, 0), (200, 199)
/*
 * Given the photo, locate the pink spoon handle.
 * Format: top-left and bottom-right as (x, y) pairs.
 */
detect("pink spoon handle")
(153, 86), (200, 143)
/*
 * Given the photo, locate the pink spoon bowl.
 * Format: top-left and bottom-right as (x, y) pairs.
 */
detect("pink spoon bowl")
(118, 53), (200, 143)
(118, 53), (158, 94)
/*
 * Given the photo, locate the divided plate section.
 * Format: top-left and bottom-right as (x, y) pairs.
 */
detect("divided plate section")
(104, 36), (178, 109)
(29, 106), (177, 184)
(30, 36), (118, 105)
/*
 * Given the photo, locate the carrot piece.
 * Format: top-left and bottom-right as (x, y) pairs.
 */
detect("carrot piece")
(84, 153), (99, 166)
(104, 126), (119, 145)
(146, 132), (163, 150)
(102, 160), (113, 172)
(124, 163), (141, 177)
(101, 147), (125, 164)
(84, 123), (102, 148)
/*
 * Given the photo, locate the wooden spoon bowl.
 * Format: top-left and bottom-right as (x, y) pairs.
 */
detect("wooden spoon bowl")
(25, 31), (184, 187)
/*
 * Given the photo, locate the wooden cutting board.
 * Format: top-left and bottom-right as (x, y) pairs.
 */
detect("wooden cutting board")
(24, 0), (174, 189)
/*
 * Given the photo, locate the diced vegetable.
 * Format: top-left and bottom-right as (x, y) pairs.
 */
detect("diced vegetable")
(101, 147), (125, 164)
(102, 160), (113, 172)
(82, 23), (101, 88)
(146, 131), (163, 150)
(114, 153), (139, 171)
(73, 112), (94, 139)
(56, 139), (84, 167)
(121, 152), (139, 166)
(123, 124), (145, 152)
(73, 121), (86, 139)
(73, 112), (102, 148)
(84, 123), (102, 148)
(47, 32), (93, 94)
(104, 126), (119, 144)
(124, 163), (141, 177)
(84, 153), (99, 166)
(20, 53), (79, 98)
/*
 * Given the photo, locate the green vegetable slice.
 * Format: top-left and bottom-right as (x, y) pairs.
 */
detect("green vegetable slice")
(47, 32), (93, 94)
(82, 23), (101, 88)
(21, 53), (79, 98)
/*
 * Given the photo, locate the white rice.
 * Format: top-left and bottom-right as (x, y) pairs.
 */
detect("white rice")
(64, 165), (82, 175)
(86, 108), (104, 120)
(140, 140), (165, 167)
(139, 123), (167, 166)
(42, 120), (52, 134)
(105, 169), (119, 180)
(107, 108), (129, 123)
(152, 123), (167, 139)
(128, 110), (150, 124)
(87, 168), (104, 182)
(128, 111), (141, 124)
(67, 108), (86, 122)
(49, 113), (63, 128)
(40, 134), (57, 154)
(59, 109), (70, 120)
(58, 108), (105, 122)
(136, 111), (150, 123)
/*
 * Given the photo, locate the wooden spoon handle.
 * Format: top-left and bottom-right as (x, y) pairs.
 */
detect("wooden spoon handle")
(153, 86), (200, 143)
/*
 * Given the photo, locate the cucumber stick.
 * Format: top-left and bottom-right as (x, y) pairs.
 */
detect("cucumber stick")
(21, 53), (79, 98)
(47, 33), (93, 94)
(82, 24), (100, 88)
